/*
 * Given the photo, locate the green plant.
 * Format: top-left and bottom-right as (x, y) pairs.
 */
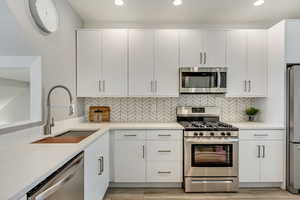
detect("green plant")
(245, 107), (259, 116)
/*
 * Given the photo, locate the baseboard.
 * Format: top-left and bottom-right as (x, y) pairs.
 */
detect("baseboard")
(239, 182), (283, 188)
(109, 182), (183, 188)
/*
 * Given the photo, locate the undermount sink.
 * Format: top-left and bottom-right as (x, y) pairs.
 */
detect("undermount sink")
(32, 130), (98, 144)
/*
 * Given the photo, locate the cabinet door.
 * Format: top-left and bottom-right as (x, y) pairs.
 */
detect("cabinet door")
(84, 136), (103, 200)
(239, 141), (261, 182)
(102, 29), (128, 97)
(77, 30), (101, 97)
(179, 30), (203, 67)
(155, 30), (180, 97)
(113, 140), (146, 182)
(226, 30), (248, 97)
(202, 30), (226, 67)
(286, 20), (300, 63)
(247, 30), (268, 97)
(260, 141), (284, 182)
(98, 132), (110, 199)
(128, 30), (155, 97)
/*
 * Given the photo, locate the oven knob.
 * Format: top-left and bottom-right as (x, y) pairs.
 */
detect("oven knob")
(221, 132), (226, 136)
(194, 132), (199, 136)
(210, 132), (214, 136)
(199, 132), (204, 136)
(226, 132), (231, 136)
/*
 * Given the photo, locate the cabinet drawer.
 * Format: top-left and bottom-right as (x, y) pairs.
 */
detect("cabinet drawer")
(114, 130), (146, 140)
(239, 130), (284, 140)
(146, 130), (182, 140)
(146, 161), (182, 182)
(147, 141), (182, 161)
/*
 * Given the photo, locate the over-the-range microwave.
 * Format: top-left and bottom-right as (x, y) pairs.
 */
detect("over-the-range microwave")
(179, 67), (227, 94)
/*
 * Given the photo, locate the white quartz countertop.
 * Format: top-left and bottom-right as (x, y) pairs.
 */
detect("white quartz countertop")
(230, 122), (285, 130)
(0, 122), (183, 200)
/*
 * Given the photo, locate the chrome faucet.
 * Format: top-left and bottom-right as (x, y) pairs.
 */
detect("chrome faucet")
(44, 85), (75, 135)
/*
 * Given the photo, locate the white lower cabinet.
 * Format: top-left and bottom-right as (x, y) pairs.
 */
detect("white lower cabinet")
(112, 130), (183, 183)
(85, 131), (110, 200)
(239, 130), (284, 183)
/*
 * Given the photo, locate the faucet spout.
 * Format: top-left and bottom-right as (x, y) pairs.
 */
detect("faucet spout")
(44, 85), (75, 135)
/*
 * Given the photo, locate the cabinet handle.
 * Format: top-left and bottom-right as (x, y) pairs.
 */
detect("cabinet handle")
(254, 134), (269, 137)
(158, 171), (171, 174)
(142, 145), (145, 159)
(262, 145), (265, 158)
(124, 134), (137, 137)
(200, 52), (203, 64)
(158, 134), (171, 137)
(150, 81), (154, 93)
(257, 145), (261, 158)
(158, 150), (171, 153)
(103, 80), (105, 92)
(99, 80), (102, 92)
(204, 52), (207, 64)
(155, 80), (158, 93)
(98, 156), (102, 175)
(248, 80), (251, 93)
(244, 80), (247, 92)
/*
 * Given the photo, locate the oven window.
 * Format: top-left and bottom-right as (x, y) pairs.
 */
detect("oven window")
(191, 144), (233, 167)
(181, 72), (218, 88)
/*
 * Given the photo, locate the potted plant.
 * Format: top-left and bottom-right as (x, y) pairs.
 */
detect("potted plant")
(245, 107), (260, 122)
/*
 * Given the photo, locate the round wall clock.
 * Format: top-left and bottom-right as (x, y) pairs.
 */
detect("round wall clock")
(29, 0), (59, 34)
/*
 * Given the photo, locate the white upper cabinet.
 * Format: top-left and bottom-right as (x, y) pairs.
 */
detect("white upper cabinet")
(227, 30), (268, 97)
(179, 30), (203, 67)
(155, 30), (180, 97)
(202, 30), (226, 67)
(102, 29), (128, 97)
(128, 30), (155, 97)
(179, 30), (226, 67)
(77, 30), (101, 97)
(286, 20), (300, 63)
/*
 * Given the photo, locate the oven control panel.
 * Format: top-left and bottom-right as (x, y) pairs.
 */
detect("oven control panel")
(184, 131), (238, 137)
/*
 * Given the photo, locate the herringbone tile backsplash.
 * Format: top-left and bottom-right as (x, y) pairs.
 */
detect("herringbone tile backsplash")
(84, 95), (255, 122)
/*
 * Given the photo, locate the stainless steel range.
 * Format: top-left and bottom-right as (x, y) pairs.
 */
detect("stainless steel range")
(177, 106), (239, 193)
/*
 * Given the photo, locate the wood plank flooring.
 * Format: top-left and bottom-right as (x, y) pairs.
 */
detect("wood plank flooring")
(105, 188), (300, 200)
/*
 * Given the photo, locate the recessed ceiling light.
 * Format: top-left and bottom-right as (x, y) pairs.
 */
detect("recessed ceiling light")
(115, 0), (124, 6)
(173, 0), (182, 6)
(254, 0), (264, 6)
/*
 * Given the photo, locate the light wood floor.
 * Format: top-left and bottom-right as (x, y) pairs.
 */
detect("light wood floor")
(105, 188), (300, 200)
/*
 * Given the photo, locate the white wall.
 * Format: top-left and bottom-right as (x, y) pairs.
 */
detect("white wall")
(0, 0), (84, 123)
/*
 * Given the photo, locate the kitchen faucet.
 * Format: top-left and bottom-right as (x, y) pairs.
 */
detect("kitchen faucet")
(44, 85), (75, 135)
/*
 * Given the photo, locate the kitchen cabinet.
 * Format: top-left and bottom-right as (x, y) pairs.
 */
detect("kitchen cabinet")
(85, 131), (109, 200)
(227, 30), (267, 97)
(155, 30), (180, 97)
(112, 130), (182, 183)
(239, 130), (284, 183)
(179, 30), (226, 67)
(286, 20), (300, 63)
(76, 29), (127, 97)
(128, 29), (155, 97)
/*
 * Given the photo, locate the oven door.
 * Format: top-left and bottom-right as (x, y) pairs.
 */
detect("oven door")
(184, 137), (238, 177)
(180, 68), (227, 94)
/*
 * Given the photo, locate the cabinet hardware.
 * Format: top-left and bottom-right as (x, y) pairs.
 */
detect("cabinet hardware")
(158, 134), (171, 137)
(248, 80), (251, 93)
(204, 52), (207, 64)
(257, 145), (261, 158)
(254, 134), (268, 137)
(155, 80), (158, 93)
(102, 80), (105, 92)
(150, 81), (154, 93)
(124, 134), (137, 137)
(200, 52), (203, 64)
(158, 150), (172, 153)
(244, 80), (247, 92)
(98, 156), (102, 175)
(262, 145), (265, 158)
(99, 80), (102, 92)
(158, 171), (171, 174)
(142, 145), (145, 159)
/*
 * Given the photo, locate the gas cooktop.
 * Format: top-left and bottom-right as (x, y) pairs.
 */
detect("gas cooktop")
(179, 121), (239, 131)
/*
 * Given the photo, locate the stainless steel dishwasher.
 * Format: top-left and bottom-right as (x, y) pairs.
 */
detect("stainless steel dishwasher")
(27, 152), (84, 200)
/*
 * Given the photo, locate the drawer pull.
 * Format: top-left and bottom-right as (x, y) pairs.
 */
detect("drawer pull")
(158, 171), (171, 174)
(158, 134), (172, 137)
(158, 150), (172, 153)
(124, 134), (137, 137)
(254, 134), (269, 137)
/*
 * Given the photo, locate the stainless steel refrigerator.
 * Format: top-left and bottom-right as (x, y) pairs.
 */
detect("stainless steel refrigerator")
(287, 65), (300, 193)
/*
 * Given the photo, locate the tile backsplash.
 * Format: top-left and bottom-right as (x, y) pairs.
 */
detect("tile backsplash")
(84, 95), (255, 122)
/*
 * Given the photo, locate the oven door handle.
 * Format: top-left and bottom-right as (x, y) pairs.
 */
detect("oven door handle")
(184, 138), (239, 144)
(217, 69), (221, 89)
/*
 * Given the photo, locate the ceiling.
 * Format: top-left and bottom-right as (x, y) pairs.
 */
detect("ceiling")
(68, 0), (300, 28)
